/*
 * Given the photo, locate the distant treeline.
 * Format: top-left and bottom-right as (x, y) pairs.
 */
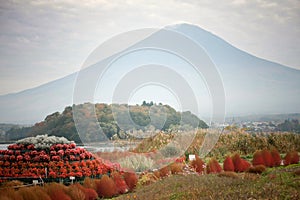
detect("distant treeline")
(6, 102), (208, 143)
(276, 119), (300, 133)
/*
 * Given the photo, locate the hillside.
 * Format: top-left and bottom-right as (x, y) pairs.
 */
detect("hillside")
(6, 103), (208, 143)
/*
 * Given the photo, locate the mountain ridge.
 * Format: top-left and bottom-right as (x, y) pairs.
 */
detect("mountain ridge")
(1, 23), (300, 123)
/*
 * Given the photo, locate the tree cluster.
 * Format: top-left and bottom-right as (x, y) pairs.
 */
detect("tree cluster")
(6, 103), (208, 143)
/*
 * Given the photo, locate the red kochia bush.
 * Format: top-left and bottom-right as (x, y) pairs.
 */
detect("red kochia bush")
(123, 172), (138, 191)
(290, 150), (299, 164)
(261, 149), (274, 167)
(66, 184), (85, 200)
(95, 175), (117, 198)
(159, 166), (170, 178)
(283, 151), (299, 165)
(84, 188), (98, 200)
(111, 171), (129, 194)
(252, 150), (265, 166)
(270, 148), (281, 167)
(248, 165), (266, 174)
(17, 187), (40, 200)
(284, 152), (292, 166)
(223, 156), (235, 172)
(45, 183), (71, 200)
(190, 155), (205, 174)
(232, 153), (250, 172)
(206, 158), (222, 174)
(71, 183), (98, 200)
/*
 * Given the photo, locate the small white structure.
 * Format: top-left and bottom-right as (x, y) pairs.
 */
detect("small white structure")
(70, 176), (75, 184)
(32, 180), (39, 185)
(189, 154), (196, 161)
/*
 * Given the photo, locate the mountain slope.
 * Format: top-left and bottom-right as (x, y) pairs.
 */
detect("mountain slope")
(169, 24), (300, 116)
(0, 23), (299, 123)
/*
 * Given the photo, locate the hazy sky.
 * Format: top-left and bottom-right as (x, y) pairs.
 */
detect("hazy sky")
(0, 0), (299, 95)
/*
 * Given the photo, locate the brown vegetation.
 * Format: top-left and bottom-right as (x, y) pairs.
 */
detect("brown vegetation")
(95, 175), (117, 198)
(247, 165), (266, 174)
(190, 155), (205, 173)
(206, 158), (222, 174)
(123, 172), (138, 191)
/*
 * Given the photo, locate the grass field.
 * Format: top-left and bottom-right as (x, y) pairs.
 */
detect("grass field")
(116, 164), (300, 200)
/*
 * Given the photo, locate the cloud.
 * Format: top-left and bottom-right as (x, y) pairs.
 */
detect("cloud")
(0, 0), (299, 95)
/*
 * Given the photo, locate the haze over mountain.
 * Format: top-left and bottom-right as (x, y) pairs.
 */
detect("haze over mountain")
(1, 23), (299, 124)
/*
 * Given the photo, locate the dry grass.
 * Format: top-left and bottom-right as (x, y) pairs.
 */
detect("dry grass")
(132, 129), (300, 160)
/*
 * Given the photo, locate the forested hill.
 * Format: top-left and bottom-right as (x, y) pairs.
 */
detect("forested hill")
(6, 103), (208, 143)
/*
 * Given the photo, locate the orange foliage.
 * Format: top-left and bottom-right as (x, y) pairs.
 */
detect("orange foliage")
(123, 172), (138, 191)
(206, 158), (222, 174)
(248, 165), (266, 174)
(45, 183), (71, 200)
(0, 188), (24, 200)
(190, 155), (205, 174)
(159, 166), (170, 177)
(67, 184), (85, 200)
(83, 177), (96, 190)
(218, 171), (238, 178)
(223, 156), (234, 172)
(153, 170), (160, 179)
(32, 187), (51, 200)
(95, 175), (117, 198)
(169, 162), (183, 174)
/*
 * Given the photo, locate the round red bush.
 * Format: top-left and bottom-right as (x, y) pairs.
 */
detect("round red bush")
(95, 175), (117, 198)
(261, 149), (274, 167)
(207, 158), (222, 174)
(252, 150), (265, 166)
(223, 156), (235, 172)
(123, 172), (138, 191)
(270, 148), (281, 167)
